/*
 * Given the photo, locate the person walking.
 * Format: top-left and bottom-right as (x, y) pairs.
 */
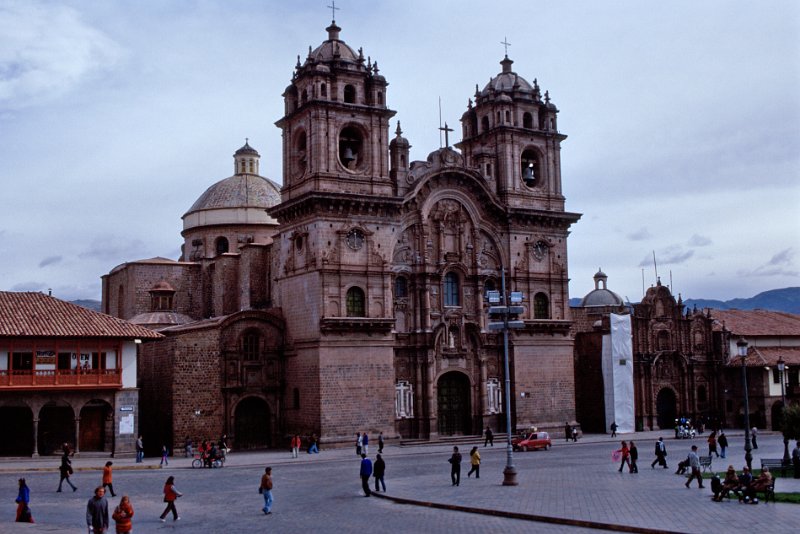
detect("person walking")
(617, 441), (631, 473)
(259, 467), (273, 515)
(685, 445), (704, 488)
(135, 436), (143, 463)
(484, 426), (493, 447)
(751, 426), (758, 449)
(718, 431), (728, 458)
(111, 495), (134, 534)
(86, 486), (109, 533)
(102, 462), (117, 497)
(362, 432), (369, 456)
(159, 476), (182, 522)
(373, 454), (386, 492)
(564, 422), (571, 443)
(378, 431), (385, 453)
(610, 422), (618, 437)
(708, 431), (719, 457)
(355, 433), (362, 456)
(467, 446), (481, 478)
(629, 441), (639, 473)
(15, 478), (34, 523)
(651, 437), (668, 469)
(572, 426), (579, 442)
(184, 437), (193, 458)
(359, 454), (373, 497)
(160, 445), (169, 467)
(291, 434), (301, 458)
(449, 446), (462, 486)
(57, 450), (77, 492)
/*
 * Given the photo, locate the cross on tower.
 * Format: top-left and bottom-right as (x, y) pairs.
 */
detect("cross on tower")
(439, 122), (453, 148)
(327, 1), (340, 21)
(501, 36), (511, 57)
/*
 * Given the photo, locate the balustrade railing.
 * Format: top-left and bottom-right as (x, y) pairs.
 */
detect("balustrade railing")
(0, 368), (121, 387)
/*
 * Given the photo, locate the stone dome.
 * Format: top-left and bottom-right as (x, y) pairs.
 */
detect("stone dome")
(580, 269), (625, 307)
(480, 56), (535, 98)
(306, 22), (360, 64)
(186, 174), (281, 214)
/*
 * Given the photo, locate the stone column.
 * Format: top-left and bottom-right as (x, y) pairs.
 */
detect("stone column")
(74, 417), (81, 455)
(32, 418), (39, 458)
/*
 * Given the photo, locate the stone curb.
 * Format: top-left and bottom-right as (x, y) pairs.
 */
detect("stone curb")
(371, 492), (684, 534)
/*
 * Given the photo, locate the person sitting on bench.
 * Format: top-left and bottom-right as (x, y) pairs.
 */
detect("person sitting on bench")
(744, 467), (772, 504)
(712, 465), (739, 501)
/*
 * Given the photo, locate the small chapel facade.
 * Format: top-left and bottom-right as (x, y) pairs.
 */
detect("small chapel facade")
(103, 20), (581, 452)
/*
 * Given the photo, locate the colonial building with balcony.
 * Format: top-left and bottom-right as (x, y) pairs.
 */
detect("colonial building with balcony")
(0, 291), (161, 456)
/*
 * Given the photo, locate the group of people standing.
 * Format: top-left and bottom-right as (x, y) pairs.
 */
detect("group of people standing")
(358, 452), (386, 497)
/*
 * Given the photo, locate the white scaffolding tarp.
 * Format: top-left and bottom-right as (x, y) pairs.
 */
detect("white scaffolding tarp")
(602, 313), (634, 433)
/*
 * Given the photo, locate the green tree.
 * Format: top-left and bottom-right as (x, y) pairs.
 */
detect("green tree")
(782, 402), (800, 441)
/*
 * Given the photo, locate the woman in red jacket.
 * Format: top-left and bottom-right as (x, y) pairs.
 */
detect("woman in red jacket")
(159, 476), (183, 522)
(617, 441), (631, 473)
(112, 495), (134, 533)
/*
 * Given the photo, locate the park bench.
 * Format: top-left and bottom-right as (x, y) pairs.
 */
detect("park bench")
(760, 458), (791, 477)
(699, 455), (713, 473)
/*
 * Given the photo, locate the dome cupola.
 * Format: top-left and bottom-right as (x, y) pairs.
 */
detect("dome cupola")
(579, 269), (625, 308)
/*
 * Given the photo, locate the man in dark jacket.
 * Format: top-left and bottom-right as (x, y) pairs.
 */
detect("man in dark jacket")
(449, 446), (462, 486)
(359, 454), (372, 497)
(86, 486), (109, 532)
(373, 454), (386, 492)
(651, 437), (668, 469)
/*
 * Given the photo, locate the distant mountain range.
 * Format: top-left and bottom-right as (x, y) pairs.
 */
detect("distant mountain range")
(569, 287), (800, 314)
(76, 287), (800, 316)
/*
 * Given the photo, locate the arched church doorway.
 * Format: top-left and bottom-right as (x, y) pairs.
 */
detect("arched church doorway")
(80, 400), (112, 452)
(39, 403), (75, 456)
(234, 397), (271, 450)
(656, 388), (677, 430)
(437, 372), (471, 436)
(771, 401), (784, 431)
(0, 406), (34, 456)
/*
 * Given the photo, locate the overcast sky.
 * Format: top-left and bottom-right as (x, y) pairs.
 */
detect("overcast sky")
(1, 0), (798, 304)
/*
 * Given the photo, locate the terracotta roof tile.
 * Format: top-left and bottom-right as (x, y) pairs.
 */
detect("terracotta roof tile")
(0, 292), (162, 339)
(725, 347), (800, 367)
(709, 309), (800, 336)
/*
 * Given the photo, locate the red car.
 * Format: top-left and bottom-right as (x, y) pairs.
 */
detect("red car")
(512, 431), (551, 451)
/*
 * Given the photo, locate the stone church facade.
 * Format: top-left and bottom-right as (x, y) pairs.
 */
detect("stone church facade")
(103, 20), (581, 452)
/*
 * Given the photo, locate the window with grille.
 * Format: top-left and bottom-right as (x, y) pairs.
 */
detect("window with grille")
(346, 286), (365, 317)
(243, 332), (260, 361)
(444, 272), (460, 306)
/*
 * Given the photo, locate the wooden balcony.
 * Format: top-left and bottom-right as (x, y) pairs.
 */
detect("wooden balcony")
(0, 369), (122, 390)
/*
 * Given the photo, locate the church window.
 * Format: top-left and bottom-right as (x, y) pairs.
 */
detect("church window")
(346, 286), (365, 317)
(484, 278), (496, 299)
(538, 113), (545, 130)
(248, 159), (254, 173)
(394, 276), (408, 298)
(505, 110), (510, 123)
(496, 111), (501, 123)
(243, 331), (260, 361)
(521, 149), (540, 188)
(377, 91), (384, 106)
(301, 89), (308, 104)
(523, 112), (533, 129)
(486, 163), (492, 177)
(481, 116), (489, 132)
(550, 118), (555, 130)
(533, 292), (549, 319)
(215, 237), (229, 256)
(657, 330), (671, 351)
(344, 84), (356, 103)
(395, 380), (414, 418)
(444, 272), (460, 307)
(320, 83), (327, 97)
(486, 378), (502, 414)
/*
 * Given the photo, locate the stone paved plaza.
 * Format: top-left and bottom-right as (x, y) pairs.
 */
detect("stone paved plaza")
(1, 430), (798, 533)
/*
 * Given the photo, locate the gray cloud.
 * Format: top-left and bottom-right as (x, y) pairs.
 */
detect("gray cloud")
(627, 227), (651, 241)
(767, 248), (794, 266)
(687, 234), (712, 247)
(639, 246), (695, 267)
(78, 236), (149, 262)
(0, 1), (123, 110)
(38, 255), (63, 267)
(738, 248), (798, 278)
(10, 281), (48, 292)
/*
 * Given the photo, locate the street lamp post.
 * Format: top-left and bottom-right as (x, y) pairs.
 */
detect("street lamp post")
(778, 356), (790, 464)
(738, 337), (753, 470)
(486, 268), (524, 486)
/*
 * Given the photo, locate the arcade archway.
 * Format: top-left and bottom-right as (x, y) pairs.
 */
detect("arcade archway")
(0, 406), (34, 456)
(437, 371), (471, 436)
(39, 403), (75, 455)
(233, 397), (271, 450)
